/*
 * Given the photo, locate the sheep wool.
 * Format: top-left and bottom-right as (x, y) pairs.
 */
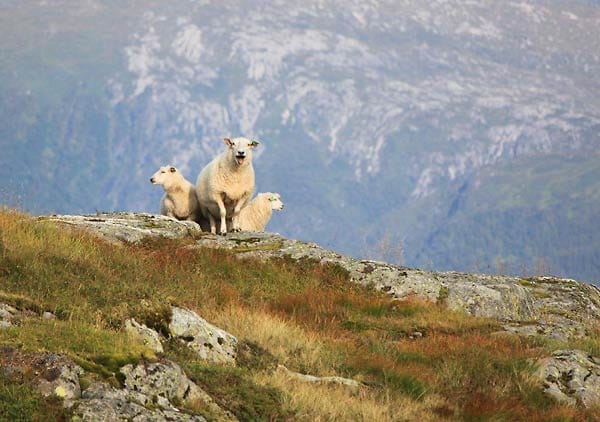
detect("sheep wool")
(196, 137), (259, 234)
(236, 192), (284, 232)
(150, 165), (200, 222)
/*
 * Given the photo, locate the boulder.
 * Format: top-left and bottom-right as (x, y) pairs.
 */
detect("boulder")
(168, 307), (238, 365)
(73, 381), (206, 422)
(537, 349), (600, 408)
(120, 361), (236, 420)
(124, 318), (164, 354)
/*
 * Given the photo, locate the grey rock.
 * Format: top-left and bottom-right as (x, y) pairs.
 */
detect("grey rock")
(277, 365), (362, 391)
(73, 382), (206, 422)
(36, 355), (84, 408)
(537, 349), (600, 408)
(39, 213), (202, 244)
(120, 361), (204, 410)
(73, 359), (237, 421)
(124, 318), (164, 354)
(42, 311), (56, 320)
(0, 303), (21, 328)
(120, 361), (236, 421)
(169, 307), (238, 365)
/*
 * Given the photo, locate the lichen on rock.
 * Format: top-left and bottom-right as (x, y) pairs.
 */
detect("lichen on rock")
(537, 349), (600, 408)
(124, 318), (164, 354)
(168, 307), (238, 365)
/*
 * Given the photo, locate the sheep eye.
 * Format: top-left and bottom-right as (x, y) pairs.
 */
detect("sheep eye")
(170, 167), (176, 172)
(161, 171), (166, 174)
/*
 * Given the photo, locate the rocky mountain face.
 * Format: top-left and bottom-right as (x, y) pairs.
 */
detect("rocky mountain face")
(1, 1), (599, 282)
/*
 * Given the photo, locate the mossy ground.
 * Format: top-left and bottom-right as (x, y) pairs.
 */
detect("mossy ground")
(0, 209), (598, 420)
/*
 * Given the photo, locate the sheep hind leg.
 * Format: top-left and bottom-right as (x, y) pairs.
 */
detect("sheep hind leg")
(208, 214), (217, 234)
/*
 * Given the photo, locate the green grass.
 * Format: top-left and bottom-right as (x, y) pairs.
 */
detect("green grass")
(0, 209), (598, 421)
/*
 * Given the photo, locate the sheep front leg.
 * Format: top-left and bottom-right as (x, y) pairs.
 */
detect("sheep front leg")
(215, 198), (228, 236)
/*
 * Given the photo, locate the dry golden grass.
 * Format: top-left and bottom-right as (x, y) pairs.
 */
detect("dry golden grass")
(205, 305), (332, 374)
(253, 370), (449, 422)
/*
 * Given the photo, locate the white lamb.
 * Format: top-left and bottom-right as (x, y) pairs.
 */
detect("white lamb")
(230, 192), (284, 232)
(150, 165), (200, 221)
(196, 137), (259, 235)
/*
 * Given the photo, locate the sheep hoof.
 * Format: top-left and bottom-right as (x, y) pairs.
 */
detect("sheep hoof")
(219, 231), (227, 236)
(232, 228), (241, 232)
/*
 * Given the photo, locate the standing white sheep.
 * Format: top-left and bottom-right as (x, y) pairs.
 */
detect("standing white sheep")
(150, 165), (200, 222)
(234, 192), (284, 232)
(196, 137), (259, 235)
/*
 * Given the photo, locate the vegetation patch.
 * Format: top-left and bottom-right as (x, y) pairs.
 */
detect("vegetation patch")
(0, 210), (598, 420)
(184, 364), (292, 421)
(0, 372), (67, 422)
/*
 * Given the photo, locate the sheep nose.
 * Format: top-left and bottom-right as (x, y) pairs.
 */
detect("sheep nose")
(150, 177), (155, 183)
(237, 151), (246, 156)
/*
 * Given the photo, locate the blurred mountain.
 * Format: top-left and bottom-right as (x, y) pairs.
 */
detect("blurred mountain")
(1, 0), (599, 282)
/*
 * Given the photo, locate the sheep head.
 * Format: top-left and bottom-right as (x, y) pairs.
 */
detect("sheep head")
(150, 165), (181, 189)
(264, 192), (284, 211)
(223, 137), (259, 167)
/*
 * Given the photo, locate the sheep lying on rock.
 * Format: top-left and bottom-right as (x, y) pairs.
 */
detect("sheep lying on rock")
(233, 192), (284, 232)
(196, 137), (259, 235)
(150, 165), (200, 222)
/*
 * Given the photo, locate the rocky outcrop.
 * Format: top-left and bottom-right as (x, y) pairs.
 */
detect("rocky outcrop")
(169, 307), (238, 365)
(73, 381), (206, 422)
(0, 347), (231, 420)
(119, 361), (236, 421)
(537, 350), (600, 408)
(41, 213), (202, 244)
(42, 213), (600, 341)
(72, 359), (235, 421)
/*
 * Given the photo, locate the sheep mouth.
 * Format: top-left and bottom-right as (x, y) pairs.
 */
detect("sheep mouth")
(235, 156), (246, 165)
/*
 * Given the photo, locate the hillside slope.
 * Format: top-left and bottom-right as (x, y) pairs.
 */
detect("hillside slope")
(1, 210), (600, 420)
(0, 1), (599, 281)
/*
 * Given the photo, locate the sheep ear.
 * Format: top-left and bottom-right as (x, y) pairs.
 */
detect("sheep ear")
(224, 138), (233, 147)
(250, 140), (260, 148)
